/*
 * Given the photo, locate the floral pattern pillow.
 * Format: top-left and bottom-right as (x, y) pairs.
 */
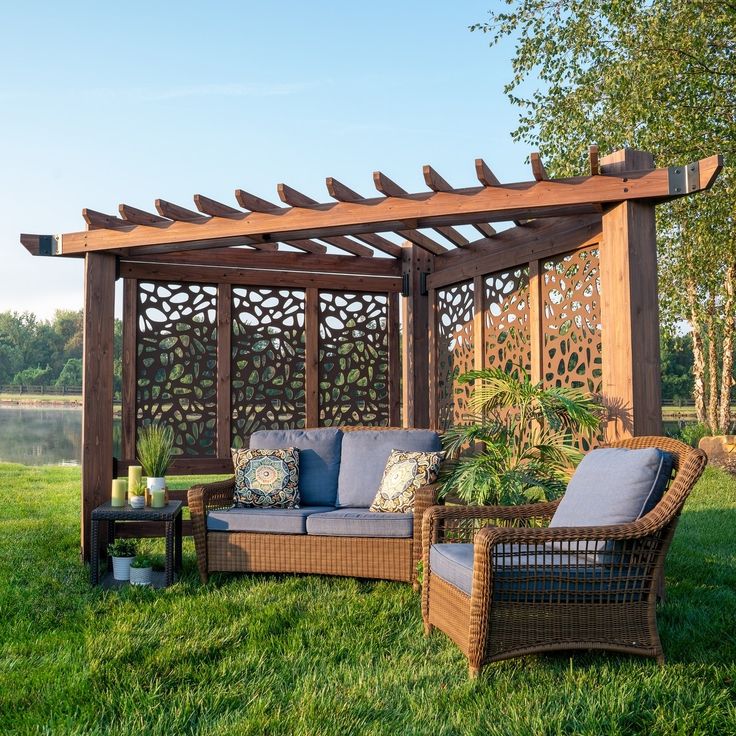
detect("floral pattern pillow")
(370, 449), (445, 513)
(231, 448), (300, 508)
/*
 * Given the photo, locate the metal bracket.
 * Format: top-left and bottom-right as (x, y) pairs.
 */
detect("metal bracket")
(668, 161), (700, 195)
(401, 272), (410, 297)
(38, 235), (54, 256)
(419, 271), (428, 296)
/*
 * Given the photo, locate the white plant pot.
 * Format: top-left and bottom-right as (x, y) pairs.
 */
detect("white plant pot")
(112, 556), (133, 581)
(147, 477), (166, 492)
(129, 566), (153, 586)
(129, 495), (145, 509)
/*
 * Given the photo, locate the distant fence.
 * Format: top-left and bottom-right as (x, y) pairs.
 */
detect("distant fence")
(0, 384), (83, 396)
(661, 398), (696, 407)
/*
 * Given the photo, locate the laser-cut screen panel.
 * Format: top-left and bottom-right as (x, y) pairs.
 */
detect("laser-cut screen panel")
(484, 267), (531, 377)
(542, 247), (602, 394)
(436, 280), (475, 429)
(231, 287), (306, 446)
(136, 282), (218, 457)
(318, 291), (390, 426)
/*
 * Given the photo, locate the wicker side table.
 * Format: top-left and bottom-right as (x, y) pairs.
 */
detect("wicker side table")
(90, 501), (183, 587)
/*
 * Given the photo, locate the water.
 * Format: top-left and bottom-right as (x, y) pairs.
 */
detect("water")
(0, 405), (121, 466)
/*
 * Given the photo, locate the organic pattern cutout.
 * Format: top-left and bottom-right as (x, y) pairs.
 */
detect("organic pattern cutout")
(542, 247), (602, 394)
(231, 287), (306, 445)
(137, 282), (218, 457)
(484, 267), (531, 377)
(436, 281), (475, 429)
(318, 292), (389, 426)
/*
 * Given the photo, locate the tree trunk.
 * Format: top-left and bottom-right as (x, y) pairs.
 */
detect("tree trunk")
(718, 264), (735, 433)
(687, 279), (707, 425)
(706, 295), (719, 433)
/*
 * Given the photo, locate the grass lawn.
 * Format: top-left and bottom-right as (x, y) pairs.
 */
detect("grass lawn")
(0, 465), (734, 735)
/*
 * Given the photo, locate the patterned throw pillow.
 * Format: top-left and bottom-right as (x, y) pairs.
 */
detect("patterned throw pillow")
(231, 448), (300, 508)
(370, 449), (445, 513)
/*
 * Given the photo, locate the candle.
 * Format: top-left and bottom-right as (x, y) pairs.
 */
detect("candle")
(151, 489), (166, 508)
(111, 479), (127, 507)
(128, 466), (142, 497)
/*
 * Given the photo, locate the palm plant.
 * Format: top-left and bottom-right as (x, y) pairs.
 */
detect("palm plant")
(440, 367), (603, 506)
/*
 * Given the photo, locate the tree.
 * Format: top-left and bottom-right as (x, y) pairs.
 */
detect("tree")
(474, 0), (736, 432)
(55, 358), (83, 388)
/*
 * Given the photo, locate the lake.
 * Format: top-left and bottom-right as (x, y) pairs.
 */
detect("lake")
(0, 405), (121, 466)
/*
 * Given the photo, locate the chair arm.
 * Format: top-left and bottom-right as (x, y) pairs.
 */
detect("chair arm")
(412, 483), (442, 584)
(188, 477), (235, 583)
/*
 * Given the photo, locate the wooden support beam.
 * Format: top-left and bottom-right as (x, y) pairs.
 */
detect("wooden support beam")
(351, 232), (403, 258)
(527, 260), (543, 385)
(82, 208), (129, 230)
(589, 145), (600, 176)
(235, 189), (281, 213)
(126, 248), (401, 276)
(373, 171), (410, 198)
(326, 177), (364, 203)
(423, 165), (453, 193)
(81, 253), (116, 561)
(473, 275), (484, 372)
(398, 229), (447, 255)
(476, 158), (527, 226)
(194, 194), (243, 218)
(305, 287), (320, 427)
(402, 245), (434, 428)
(20, 234), (59, 257)
(284, 239), (328, 255)
(216, 284), (232, 458)
(155, 199), (206, 222)
(119, 260), (402, 292)
(599, 148), (662, 439)
(53, 154), (722, 256)
(119, 204), (170, 226)
(277, 183), (318, 208)
(472, 223), (496, 238)
(530, 152), (549, 181)
(320, 235), (374, 257)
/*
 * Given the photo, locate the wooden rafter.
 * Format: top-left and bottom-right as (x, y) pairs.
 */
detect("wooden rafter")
(284, 239), (328, 255)
(82, 208), (129, 230)
(475, 158), (527, 227)
(34, 154), (722, 257)
(234, 189), (281, 213)
(194, 194), (242, 218)
(155, 199), (205, 222)
(277, 183), (319, 208)
(589, 145), (600, 176)
(530, 152), (549, 182)
(119, 204), (170, 226)
(351, 232), (403, 258)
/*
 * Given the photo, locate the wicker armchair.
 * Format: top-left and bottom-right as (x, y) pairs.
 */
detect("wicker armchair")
(421, 437), (707, 677)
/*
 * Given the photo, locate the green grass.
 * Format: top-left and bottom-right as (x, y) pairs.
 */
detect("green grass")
(0, 464), (734, 735)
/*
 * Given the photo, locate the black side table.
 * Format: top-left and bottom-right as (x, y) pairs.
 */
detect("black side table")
(90, 501), (183, 587)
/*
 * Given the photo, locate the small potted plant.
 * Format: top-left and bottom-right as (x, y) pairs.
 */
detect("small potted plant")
(107, 538), (137, 581)
(137, 422), (174, 496)
(128, 478), (146, 509)
(129, 554), (153, 586)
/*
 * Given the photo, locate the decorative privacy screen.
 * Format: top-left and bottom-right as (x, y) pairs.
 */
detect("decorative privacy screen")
(136, 282), (218, 457)
(319, 292), (390, 426)
(231, 287), (306, 445)
(433, 245), (602, 430)
(542, 247), (602, 393)
(130, 281), (395, 462)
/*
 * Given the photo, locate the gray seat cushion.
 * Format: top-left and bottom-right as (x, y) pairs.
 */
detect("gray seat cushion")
(249, 428), (343, 506)
(430, 543), (645, 601)
(305, 508), (413, 538)
(550, 448), (673, 553)
(336, 429), (442, 508)
(207, 506), (332, 534)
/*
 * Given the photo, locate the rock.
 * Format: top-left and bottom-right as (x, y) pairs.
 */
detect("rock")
(698, 435), (736, 469)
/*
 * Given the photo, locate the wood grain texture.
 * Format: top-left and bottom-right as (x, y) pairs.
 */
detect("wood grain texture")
(155, 199), (205, 222)
(121, 278), (137, 462)
(305, 287), (320, 427)
(119, 204), (170, 226)
(473, 275), (484, 371)
(194, 194), (243, 218)
(82, 253), (116, 560)
(527, 260), (543, 384)
(388, 291), (401, 426)
(216, 284), (232, 458)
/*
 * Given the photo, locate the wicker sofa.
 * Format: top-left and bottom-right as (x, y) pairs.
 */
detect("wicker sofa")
(189, 426), (442, 586)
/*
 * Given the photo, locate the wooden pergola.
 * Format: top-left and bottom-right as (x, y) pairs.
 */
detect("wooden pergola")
(20, 146), (722, 559)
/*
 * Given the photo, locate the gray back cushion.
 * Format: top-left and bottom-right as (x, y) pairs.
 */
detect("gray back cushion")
(550, 447), (673, 532)
(249, 428), (343, 506)
(336, 429), (442, 508)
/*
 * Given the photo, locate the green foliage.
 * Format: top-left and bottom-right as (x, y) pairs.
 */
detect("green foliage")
(660, 333), (694, 404)
(0, 462), (734, 734)
(137, 423), (174, 478)
(130, 555), (153, 569)
(107, 538), (136, 558)
(54, 358), (83, 388)
(679, 423), (711, 449)
(440, 368), (602, 505)
(11, 365), (55, 387)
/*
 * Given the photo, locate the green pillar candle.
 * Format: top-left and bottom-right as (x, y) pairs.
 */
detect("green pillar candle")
(128, 465), (142, 497)
(151, 489), (166, 509)
(111, 479), (127, 507)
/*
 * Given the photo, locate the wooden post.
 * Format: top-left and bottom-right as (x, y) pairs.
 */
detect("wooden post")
(527, 260), (544, 384)
(600, 148), (663, 438)
(81, 253), (116, 561)
(305, 287), (320, 428)
(216, 284), (232, 458)
(401, 245), (434, 428)
(121, 278), (137, 462)
(387, 291), (401, 426)
(473, 275), (484, 372)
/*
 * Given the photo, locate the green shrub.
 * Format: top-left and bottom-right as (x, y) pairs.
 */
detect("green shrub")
(680, 422), (711, 448)
(107, 539), (137, 558)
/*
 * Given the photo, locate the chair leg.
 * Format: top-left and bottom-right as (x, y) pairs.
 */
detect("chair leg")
(199, 569), (209, 584)
(656, 654), (665, 666)
(413, 581), (420, 593)
(424, 622), (434, 636)
(468, 664), (481, 679)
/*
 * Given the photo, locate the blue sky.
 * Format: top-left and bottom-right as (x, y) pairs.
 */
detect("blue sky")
(0, 1), (534, 318)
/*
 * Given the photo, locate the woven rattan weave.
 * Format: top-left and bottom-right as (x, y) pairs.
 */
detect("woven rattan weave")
(421, 436), (707, 676)
(189, 427), (440, 586)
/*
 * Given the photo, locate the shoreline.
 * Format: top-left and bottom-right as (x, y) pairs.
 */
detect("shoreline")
(0, 396), (122, 415)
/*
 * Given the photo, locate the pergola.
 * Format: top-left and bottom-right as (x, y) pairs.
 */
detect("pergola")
(21, 146), (722, 559)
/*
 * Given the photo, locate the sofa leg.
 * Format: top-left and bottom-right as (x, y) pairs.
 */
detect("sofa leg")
(413, 581), (420, 592)
(655, 654), (665, 666)
(423, 622), (434, 637)
(468, 664), (481, 679)
(198, 569), (209, 584)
